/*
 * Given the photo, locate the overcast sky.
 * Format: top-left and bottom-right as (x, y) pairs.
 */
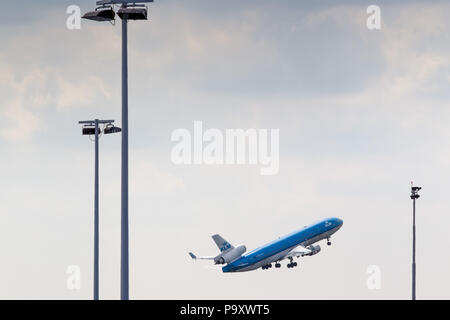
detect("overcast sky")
(1, 0), (450, 299)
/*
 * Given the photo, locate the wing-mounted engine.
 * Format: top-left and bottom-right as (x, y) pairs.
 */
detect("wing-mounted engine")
(304, 244), (321, 256)
(214, 245), (246, 264)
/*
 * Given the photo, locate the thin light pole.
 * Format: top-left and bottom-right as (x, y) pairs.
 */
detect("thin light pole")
(412, 197), (416, 300)
(410, 184), (421, 300)
(121, 16), (129, 301)
(79, 119), (120, 300)
(94, 119), (99, 300)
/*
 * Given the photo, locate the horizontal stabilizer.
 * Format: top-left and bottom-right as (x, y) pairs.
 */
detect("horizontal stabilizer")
(188, 252), (215, 261)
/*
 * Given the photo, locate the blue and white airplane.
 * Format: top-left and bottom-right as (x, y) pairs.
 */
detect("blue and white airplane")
(189, 217), (343, 272)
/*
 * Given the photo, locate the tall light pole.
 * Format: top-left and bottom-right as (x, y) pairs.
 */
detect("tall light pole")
(120, 11), (129, 302)
(410, 183), (421, 300)
(82, 0), (153, 300)
(78, 119), (121, 300)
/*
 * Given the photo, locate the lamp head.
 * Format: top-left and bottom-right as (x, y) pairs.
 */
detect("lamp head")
(117, 6), (148, 20)
(103, 124), (122, 134)
(82, 7), (116, 22)
(410, 185), (421, 199)
(82, 126), (101, 135)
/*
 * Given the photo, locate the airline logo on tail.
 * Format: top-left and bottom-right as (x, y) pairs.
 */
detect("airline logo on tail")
(220, 242), (231, 252)
(212, 234), (234, 253)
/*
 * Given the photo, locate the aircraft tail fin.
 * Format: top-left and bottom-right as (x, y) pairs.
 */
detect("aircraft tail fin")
(212, 234), (234, 253)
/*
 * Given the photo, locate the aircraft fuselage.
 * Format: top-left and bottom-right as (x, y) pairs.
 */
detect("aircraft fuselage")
(222, 217), (343, 272)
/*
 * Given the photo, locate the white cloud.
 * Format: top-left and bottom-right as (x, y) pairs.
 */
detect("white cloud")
(1, 99), (40, 142)
(55, 74), (112, 110)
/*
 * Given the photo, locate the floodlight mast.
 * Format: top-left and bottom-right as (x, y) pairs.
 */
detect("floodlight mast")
(121, 14), (129, 301)
(94, 119), (99, 301)
(78, 119), (119, 300)
(410, 183), (421, 300)
(83, 0), (153, 300)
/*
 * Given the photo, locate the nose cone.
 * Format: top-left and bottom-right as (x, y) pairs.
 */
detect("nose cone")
(333, 217), (344, 228)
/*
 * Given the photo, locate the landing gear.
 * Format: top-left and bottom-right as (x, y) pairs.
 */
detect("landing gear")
(262, 264), (272, 270)
(286, 257), (298, 268)
(263, 263), (281, 270)
(327, 237), (332, 246)
(287, 262), (298, 268)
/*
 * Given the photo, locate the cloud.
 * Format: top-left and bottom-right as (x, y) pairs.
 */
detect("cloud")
(1, 99), (40, 142)
(2, 0), (450, 299)
(55, 74), (112, 110)
(0, 13), (118, 143)
(0, 64), (42, 142)
(0, 62), (113, 142)
(374, 3), (450, 101)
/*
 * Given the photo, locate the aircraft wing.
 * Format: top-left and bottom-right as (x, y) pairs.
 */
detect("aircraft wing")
(189, 252), (215, 260)
(281, 245), (311, 260)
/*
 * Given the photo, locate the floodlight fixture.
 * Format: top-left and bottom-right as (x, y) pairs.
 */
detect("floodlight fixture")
(410, 186), (421, 199)
(117, 6), (148, 20)
(82, 126), (101, 136)
(104, 124), (122, 134)
(82, 6), (116, 22)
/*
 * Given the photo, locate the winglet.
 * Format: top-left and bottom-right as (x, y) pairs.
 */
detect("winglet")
(189, 252), (197, 260)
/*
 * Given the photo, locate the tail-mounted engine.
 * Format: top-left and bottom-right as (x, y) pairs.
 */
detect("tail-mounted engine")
(214, 245), (246, 264)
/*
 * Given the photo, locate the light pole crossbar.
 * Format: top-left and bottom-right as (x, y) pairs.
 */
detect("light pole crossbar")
(79, 120), (115, 125)
(96, 0), (153, 6)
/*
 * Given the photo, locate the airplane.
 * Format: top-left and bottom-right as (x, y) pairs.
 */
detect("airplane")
(189, 217), (343, 272)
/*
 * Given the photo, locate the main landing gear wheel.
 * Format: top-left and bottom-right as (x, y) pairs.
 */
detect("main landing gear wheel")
(287, 262), (298, 268)
(287, 257), (298, 268)
(275, 263), (281, 268)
